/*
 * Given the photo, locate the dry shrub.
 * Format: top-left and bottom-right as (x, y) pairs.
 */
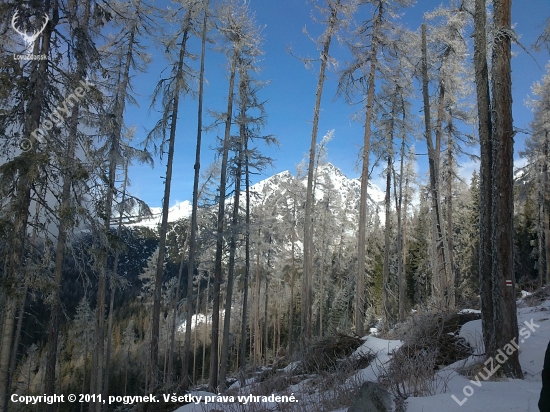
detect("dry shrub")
(251, 371), (294, 396)
(377, 312), (475, 399)
(302, 334), (364, 373)
(242, 334), (373, 412)
(275, 361), (367, 412)
(377, 342), (449, 398)
(396, 312), (476, 367)
(519, 286), (550, 307)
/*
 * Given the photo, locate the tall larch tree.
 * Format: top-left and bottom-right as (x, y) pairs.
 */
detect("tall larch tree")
(473, 0), (522, 377)
(473, 0), (495, 357)
(89, 0), (155, 406)
(209, 0), (260, 391)
(145, 0), (197, 388)
(524, 64), (550, 284)
(490, 0), (522, 378)
(338, 0), (412, 335)
(420, 22), (451, 311)
(218, 27), (266, 391)
(0, 2), (60, 409)
(300, 0), (356, 346)
(182, 0), (210, 390)
(45, 1), (98, 410)
(425, 1), (474, 310)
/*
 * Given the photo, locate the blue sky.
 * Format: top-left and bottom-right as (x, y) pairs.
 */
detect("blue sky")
(125, 0), (550, 208)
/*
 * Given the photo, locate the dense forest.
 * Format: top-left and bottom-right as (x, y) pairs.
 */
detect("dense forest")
(0, 0), (549, 411)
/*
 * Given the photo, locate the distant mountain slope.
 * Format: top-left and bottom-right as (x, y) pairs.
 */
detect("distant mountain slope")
(127, 163), (384, 227)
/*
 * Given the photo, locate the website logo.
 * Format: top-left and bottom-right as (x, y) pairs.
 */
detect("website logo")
(11, 10), (49, 61)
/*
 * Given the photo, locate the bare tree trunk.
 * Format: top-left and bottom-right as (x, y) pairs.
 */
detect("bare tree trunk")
(193, 281), (200, 382)
(90, 6), (140, 409)
(287, 221), (296, 358)
(8, 185), (43, 402)
(397, 138), (406, 321)
(0, 4), (57, 409)
(219, 103), (246, 391)
(254, 234), (261, 366)
(383, 155), (392, 330)
(239, 139), (251, 371)
(182, 1), (208, 389)
(303, 0), (340, 348)
(276, 283), (281, 355)
(7, 280), (28, 396)
(102, 156), (129, 411)
(538, 174), (545, 281)
(356, 3), (383, 336)
(473, 0), (495, 357)
(490, 0), (522, 378)
(81, 328), (89, 412)
(102, 283), (116, 402)
(434, 53), (453, 310)
(0, 299), (17, 412)
(209, 46), (239, 393)
(46, 5), (91, 410)
(421, 23), (448, 311)
(150, 16), (192, 389)
(202, 271), (210, 383)
(319, 247), (325, 338)
(263, 277), (269, 365)
(402, 174), (410, 315)
(167, 237), (189, 383)
(446, 122), (455, 309)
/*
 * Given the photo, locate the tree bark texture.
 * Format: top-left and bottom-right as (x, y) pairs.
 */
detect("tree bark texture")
(490, 0), (522, 378)
(473, 0), (495, 357)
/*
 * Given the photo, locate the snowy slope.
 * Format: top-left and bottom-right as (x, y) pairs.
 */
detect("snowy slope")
(313, 162), (385, 205)
(170, 296), (550, 412)
(406, 300), (549, 411)
(126, 200), (192, 228)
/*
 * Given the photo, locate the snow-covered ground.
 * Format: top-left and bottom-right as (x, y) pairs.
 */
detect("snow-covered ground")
(406, 298), (549, 411)
(173, 295), (550, 412)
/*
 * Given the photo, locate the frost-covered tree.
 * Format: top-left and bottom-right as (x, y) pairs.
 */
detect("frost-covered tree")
(87, 0), (156, 406)
(424, 1), (475, 310)
(522, 64), (550, 283)
(145, 0), (199, 389)
(209, 0), (264, 391)
(473, 0), (522, 378)
(182, 0), (210, 389)
(300, 0), (357, 345)
(338, 0), (412, 335)
(0, 1), (61, 406)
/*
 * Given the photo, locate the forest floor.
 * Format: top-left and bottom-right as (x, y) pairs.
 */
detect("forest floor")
(174, 290), (550, 412)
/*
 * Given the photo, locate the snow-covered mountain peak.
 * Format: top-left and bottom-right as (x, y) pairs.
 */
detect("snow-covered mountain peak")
(127, 164), (384, 228)
(127, 200), (192, 228)
(318, 162), (346, 178)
